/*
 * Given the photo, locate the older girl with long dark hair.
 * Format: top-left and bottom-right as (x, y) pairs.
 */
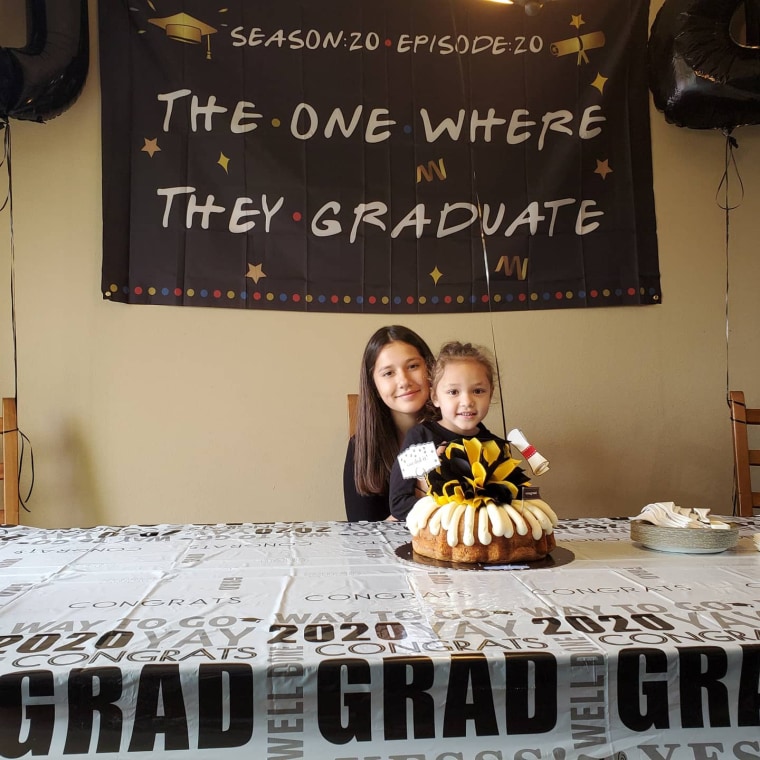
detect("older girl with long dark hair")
(343, 325), (434, 521)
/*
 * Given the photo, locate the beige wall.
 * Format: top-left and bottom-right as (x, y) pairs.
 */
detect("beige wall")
(1, 1), (759, 528)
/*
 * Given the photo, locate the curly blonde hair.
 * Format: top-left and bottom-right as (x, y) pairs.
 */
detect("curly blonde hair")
(431, 341), (495, 396)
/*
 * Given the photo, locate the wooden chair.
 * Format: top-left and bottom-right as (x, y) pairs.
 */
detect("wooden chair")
(348, 393), (358, 437)
(1, 397), (20, 525)
(729, 390), (760, 517)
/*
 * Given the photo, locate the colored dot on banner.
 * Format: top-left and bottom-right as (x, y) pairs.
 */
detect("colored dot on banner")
(602, 289), (611, 297)
(331, 295), (339, 304)
(578, 290), (586, 298)
(213, 289), (222, 298)
(506, 294), (514, 302)
(555, 292), (563, 300)
(406, 296), (414, 305)
(186, 288), (195, 297)
(148, 287), (156, 296)
(280, 293), (287, 302)
(200, 289), (208, 298)
(226, 290), (235, 299)
(590, 289), (598, 298)
(530, 292), (539, 302)
(368, 296), (376, 304)
(615, 288), (622, 297)
(394, 296), (401, 305)
(457, 295), (464, 304)
(293, 294), (301, 302)
(419, 296), (426, 305)
(432, 296), (439, 304)
(518, 293), (526, 302)
(344, 296), (351, 304)
(318, 295), (326, 303)
(403, 125), (412, 134)
(109, 283), (118, 293)
(494, 294), (502, 303)
(292, 212), (302, 222)
(253, 292), (262, 301)
(481, 295), (489, 303)
(271, 118), (281, 127)
(161, 287), (169, 296)
(565, 291), (573, 299)
(266, 292), (275, 301)
(240, 292), (247, 299)
(356, 296), (363, 304)
(628, 287), (636, 296)
(306, 294), (313, 303)
(542, 292), (550, 301)
(174, 288), (182, 297)
(444, 295), (452, 304)
(104, 291), (111, 298)
(385, 38), (392, 47)
(381, 296), (389, 305)
(134, 286), (143, 295)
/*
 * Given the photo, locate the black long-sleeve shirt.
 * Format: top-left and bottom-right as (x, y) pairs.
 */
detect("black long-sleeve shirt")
(343, 437), (391, 521)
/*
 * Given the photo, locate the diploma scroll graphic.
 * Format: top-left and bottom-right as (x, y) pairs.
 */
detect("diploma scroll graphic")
(551, 31), (605, 65)
(508, 428), (550, 476)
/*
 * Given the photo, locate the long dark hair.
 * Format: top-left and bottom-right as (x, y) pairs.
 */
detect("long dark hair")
(353, 326), (434, 495)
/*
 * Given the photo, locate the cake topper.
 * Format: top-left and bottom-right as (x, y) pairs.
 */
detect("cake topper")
(508, 428), (550, 476)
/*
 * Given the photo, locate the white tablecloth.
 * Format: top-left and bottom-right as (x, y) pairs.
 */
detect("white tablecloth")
(1, 517), (760, 758)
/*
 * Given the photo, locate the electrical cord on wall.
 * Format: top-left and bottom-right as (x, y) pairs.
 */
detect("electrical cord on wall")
(716, 129), (744, 517)
(1, 119), (34, 513)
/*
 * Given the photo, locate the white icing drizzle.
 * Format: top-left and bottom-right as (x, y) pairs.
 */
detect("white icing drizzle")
(439, 503), (457, 530)
(428, 507), (443, 535)
(462, 506), (476, 546)
(477, 508), (492, 545)
(406, 495), (559, 545)
(407, 496), (438, 535)
(504, 504), (528, 535)
(486, 502), (509, 537)
(446, 504), (466, 546)
(520, 500), (555, 534)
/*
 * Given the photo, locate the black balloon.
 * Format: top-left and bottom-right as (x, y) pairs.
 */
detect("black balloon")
(649, 0), (760, 129)
(0, 0), (89, 122)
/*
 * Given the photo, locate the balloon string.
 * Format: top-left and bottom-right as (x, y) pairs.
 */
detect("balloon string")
(716, 129), (743, 212)
(1, 120), (34, 513)
(718, 130), (739, 413)
(447, 0), (509, 439)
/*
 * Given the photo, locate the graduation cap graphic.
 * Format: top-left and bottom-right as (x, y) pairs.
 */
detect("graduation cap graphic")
(148, 13), (217, 59)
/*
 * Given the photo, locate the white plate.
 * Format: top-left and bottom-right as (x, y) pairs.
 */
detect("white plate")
(630, 521), (739, 554)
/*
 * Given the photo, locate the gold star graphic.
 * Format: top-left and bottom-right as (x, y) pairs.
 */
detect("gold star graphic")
(246, 263), (266, 284)
(570, 14), (585, 28)
(430, 266), (443, 286)
(591, 73), (608, 94)
(218, 152), (230, 173)
(594, 159), (613, 179)
(141, 138), (160, 157)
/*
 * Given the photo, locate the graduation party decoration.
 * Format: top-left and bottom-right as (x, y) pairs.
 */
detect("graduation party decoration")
(426, 438), (531, 509)
(0, 0), (89, 122)
(99, 0), (660, 314)
(649, 0), (760, 129)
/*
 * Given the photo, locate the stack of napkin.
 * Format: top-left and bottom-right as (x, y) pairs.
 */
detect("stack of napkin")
(630, 502), (730, 530)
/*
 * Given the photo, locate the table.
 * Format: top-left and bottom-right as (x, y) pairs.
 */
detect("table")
(2, 517), (760, 759)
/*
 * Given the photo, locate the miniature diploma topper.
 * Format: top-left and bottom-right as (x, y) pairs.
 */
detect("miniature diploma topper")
(398, 442), (440, 480)
(507, 428), (550, 476)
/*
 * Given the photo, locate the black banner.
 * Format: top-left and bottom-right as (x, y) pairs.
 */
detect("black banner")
(99, 0), (660, 313)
